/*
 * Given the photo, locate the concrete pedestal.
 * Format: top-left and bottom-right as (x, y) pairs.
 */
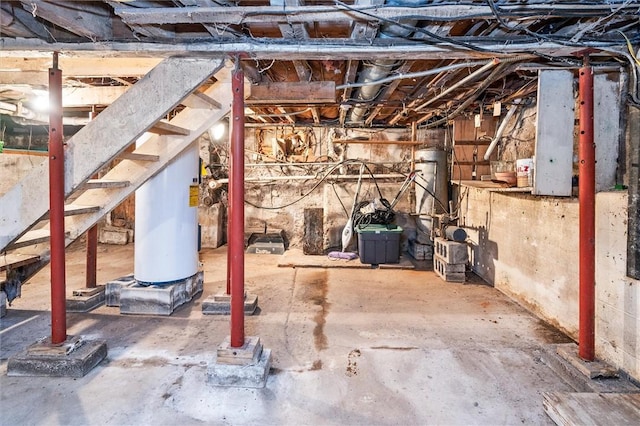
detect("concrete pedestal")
(207, 336), (272, 388)
(202, 291), (258, 315)
(7, 335), (107, 378)
(66, 286), (105, 313)
(556, 343), (618, 379)
(0, 290), (6, 318)
(120, 271), (203, 315)
(104, 274), (136, 307)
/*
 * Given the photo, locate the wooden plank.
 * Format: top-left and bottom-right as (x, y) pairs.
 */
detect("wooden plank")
(247, 81), (335, 104)
(42, 204), (101, 219)
(149, 121), (191, 136)
(0, 253), (40, 272)
(182, 91), (222, 110)
(303, 208), (324, 255)
(20, 0), (112, 40)
(533, 69), (574, 196)
(11, 230), (70, 250)
(594, 72), (622, 191)
(112, 4), (636, 26)
(84, 179), (130, 189)
(119, 152), (160, 162)
(454, 117), (476, 141)
(543, 392), (640, 426)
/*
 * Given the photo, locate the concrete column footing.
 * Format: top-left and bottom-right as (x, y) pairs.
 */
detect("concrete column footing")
(120, 271), (203, 315)
(66, 285), (105, 313)
(556, 343), (618, 379)
(202, 290), (258, 315)
(207, 336), (272, 388)
(7, 335), (107, 378)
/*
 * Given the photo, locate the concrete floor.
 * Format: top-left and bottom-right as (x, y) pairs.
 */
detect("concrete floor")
(1, 242), (585, 425)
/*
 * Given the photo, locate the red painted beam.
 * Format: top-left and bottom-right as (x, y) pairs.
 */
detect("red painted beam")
(229, 66), (245, 348)
(578, 58), (595, 361)
(49, 52), (67, 345)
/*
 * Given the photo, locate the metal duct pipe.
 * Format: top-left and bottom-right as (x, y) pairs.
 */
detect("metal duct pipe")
(349, 0), (426, 123)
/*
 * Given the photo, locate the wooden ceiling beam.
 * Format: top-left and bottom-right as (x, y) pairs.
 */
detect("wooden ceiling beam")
(247, 81), (335, 104)
(20, 0), (113, 41)
(0, 39), (588, 60)
(112, 4), (639, 26)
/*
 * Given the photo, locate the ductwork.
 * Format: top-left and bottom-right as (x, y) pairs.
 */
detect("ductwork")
(349, 0), (426, 124)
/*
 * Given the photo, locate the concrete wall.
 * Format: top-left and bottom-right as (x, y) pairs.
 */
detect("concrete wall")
(459, 187), (640, 380)
(200, 126), (445, 250)
(0, 153), (47, 196)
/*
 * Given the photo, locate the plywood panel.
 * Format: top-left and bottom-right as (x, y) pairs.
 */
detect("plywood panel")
(594, 72), (621, 192)
(533, 69), (575, 196)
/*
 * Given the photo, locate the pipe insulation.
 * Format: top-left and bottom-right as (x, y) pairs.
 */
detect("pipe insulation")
(484, 98), (522, 161)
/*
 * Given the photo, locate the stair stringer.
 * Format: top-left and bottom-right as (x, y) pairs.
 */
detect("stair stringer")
(0, 56), (225, 252)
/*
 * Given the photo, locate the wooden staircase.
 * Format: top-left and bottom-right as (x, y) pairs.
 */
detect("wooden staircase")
(0, 57), (239, 301)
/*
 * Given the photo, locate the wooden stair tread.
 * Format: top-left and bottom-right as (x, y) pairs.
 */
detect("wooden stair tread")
(119, 152), (160, 162)
(42, 204), (101, 219)
(84, 179), (130, 189)
(182, 91), (222, 110)
(0, 253), (40, 272)
(11, 229), (70, 249)
(148, 121), (190, 136)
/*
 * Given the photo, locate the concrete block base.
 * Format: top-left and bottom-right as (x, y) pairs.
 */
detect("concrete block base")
(434, 256), (466, 283)
(105, 274), (135, 307)
(556, 343), (618, 379)
(408, 239), (433, 261)
(120, 271), (203, 316)
(207, 336), (272, 388)
(202, 291), (259, 315)
(99, 226), (131, 245)
(66, 286), (105, 313)
(434, 237), (469, 264)
(7, 335), (107, 378)
(0, 291), (6, 318)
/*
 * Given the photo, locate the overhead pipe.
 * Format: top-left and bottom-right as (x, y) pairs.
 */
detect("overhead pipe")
(48, 52), (67, 345)
(578, 56), (596, 361)
(483, 98), (522, 160)
(229, 65), (246, 348)
(348, 0), (426, 123)
(415, 59), (501, 112)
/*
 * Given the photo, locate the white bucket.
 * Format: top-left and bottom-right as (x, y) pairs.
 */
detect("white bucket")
(516, 158), (534, 187)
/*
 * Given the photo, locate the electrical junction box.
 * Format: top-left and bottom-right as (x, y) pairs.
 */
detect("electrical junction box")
(356, 224), (402, 265)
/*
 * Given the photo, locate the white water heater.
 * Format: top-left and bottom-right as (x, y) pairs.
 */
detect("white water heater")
(414, 148), (448, 241)
(134, 141), (199, 284)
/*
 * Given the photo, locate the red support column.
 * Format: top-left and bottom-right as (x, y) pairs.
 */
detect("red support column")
(229, 66), (245, 348)
(578, 56), (596, 361)
(48, 52), (67, 345)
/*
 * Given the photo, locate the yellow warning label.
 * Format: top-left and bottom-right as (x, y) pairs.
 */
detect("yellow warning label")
(189, 185), (199, 207)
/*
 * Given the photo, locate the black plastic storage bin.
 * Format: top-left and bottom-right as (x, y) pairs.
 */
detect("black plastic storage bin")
(356, 224), (403, 265)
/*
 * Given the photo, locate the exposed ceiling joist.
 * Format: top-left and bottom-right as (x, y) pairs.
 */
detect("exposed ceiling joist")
(111, 4), (640, 26)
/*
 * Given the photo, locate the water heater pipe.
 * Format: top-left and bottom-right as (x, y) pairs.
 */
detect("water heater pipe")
(578, 57), (596, 361)
(48, 52), (67, 345)
(229, 66), (246, 348)
(484, 98), (521, 161)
